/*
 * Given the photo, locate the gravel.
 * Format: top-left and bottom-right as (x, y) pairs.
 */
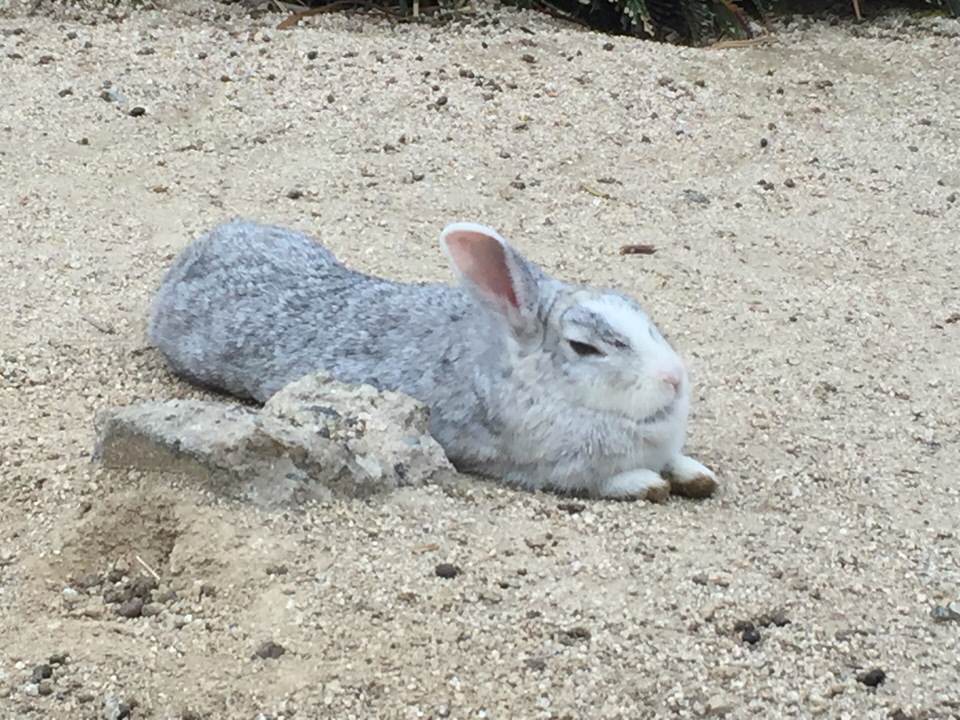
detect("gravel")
(1, 0), (959, 718)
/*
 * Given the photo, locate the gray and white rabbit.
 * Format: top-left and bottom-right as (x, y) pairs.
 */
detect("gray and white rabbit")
(148, 219), (717, 501)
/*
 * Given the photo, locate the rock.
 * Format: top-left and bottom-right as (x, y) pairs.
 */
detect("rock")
(103, 695), (135, 720)
(524, 657), (546, 671)
(705, 693), (734, 716)
(128, 576), (157, 600)
(931, 601), (960, 622)
(30, 664), (52, 682)
(22, 683), (39, 697)
(93, 373), (454, 507)
(683, 189), (710, 206)
(558, 626), (591, 645)
(128, 106), (146, 117)
(253, 640), (286, 660)
(141, 602), (165, 617)
(38, 680), (53, 696)
(116, 597), (144, 619)
(62, 587), (81, 604)
(103, 586), (129, 605)
(434, 563), (461, 579)
(858, 668), (885, 687)
(737, 622), (761, 644)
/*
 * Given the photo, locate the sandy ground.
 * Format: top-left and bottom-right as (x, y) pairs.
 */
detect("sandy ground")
(1, 1), (959, 718)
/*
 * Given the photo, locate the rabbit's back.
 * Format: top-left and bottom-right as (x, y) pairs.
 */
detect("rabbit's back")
(149, 220), (475, 403)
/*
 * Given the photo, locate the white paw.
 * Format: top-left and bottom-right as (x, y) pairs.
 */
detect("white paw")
(662, 455), (718, 498)
(600, 469), (671, 503)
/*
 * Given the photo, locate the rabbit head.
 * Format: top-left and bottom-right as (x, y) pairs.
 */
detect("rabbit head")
(441, 223), (689, 435)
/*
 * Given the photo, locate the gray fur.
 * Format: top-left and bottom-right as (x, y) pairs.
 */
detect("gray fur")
(149, 219), (714, 499)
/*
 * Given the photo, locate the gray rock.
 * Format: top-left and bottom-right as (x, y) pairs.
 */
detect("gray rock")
(102, 695), (133, 720)
(93, 373), (454, 506)
(141, 602), (165, 617)
(931, 601), (960, 622)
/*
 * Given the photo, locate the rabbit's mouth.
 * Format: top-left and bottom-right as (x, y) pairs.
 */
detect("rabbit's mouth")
(641, 399), (675, 424)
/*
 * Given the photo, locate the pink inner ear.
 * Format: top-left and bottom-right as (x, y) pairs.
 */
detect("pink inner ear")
(446, 230), (519, 309)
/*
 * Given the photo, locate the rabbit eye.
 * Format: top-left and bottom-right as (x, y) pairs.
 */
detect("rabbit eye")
(569, 340), (604, 357)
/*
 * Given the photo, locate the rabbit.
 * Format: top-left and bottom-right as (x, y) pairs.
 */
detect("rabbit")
(148, 219), (717, 501)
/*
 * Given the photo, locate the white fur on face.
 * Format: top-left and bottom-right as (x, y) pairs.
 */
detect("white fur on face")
(565, 294), (687, 425)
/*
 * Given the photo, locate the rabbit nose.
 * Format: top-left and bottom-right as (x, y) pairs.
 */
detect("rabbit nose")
(659, 371), (682, 392)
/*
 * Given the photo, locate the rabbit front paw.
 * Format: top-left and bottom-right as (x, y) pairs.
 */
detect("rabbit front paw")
(662, 455), (718, 498)
(600, 469), (671, 503)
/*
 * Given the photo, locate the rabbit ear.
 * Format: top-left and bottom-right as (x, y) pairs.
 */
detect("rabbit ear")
(441, 223), (541, 336)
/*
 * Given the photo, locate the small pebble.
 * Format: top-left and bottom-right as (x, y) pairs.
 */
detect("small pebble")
(739, 623), (761, 644)
(253, 640), (286, 659)
(857, 668), (885, 687)
(141, 602), (165, 617)
(683, 189), (710, 205)
(435, 563), (461, 579)
(128, 106), (146, 117)
(558, 626), (591, 644)
(129, 576), (157, 599)
(524, 657), (546, 671)
(31, 664), (53, 682)
(116, 597), (144, 618)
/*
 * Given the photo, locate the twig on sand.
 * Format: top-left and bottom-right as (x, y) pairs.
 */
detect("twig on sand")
(136, 555), (162, 582)
(82, 316), (117, 335)
(581, 183), (615, 200)
(412, 543), (439, 554)
(619, 244), (657, 256)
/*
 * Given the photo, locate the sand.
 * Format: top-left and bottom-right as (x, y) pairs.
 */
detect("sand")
(1, 1), (959, 718)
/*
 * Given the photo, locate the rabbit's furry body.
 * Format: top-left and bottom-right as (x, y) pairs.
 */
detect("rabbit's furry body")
(149, 219), (717, 500)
